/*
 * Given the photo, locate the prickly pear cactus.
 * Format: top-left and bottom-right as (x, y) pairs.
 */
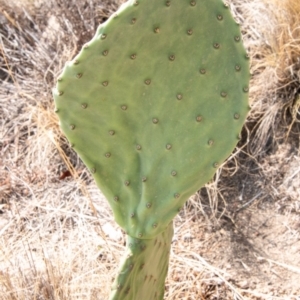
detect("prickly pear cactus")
(53, 0), (250, 299)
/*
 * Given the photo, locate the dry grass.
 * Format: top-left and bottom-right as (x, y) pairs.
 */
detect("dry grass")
(1, 0), (300, 299)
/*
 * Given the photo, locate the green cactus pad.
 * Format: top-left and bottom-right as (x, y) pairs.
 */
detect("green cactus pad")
(54, 0), (249, 239)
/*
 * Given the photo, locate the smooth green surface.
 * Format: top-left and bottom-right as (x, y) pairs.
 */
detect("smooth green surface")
(109, 222), (173, 300)
(54, 0), (249, 239)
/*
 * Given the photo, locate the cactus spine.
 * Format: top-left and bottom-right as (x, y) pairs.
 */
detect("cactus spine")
(53, 0), (250, 298)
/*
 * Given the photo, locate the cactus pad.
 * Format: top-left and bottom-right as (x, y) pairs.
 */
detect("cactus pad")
(53, 0), (249, 298)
